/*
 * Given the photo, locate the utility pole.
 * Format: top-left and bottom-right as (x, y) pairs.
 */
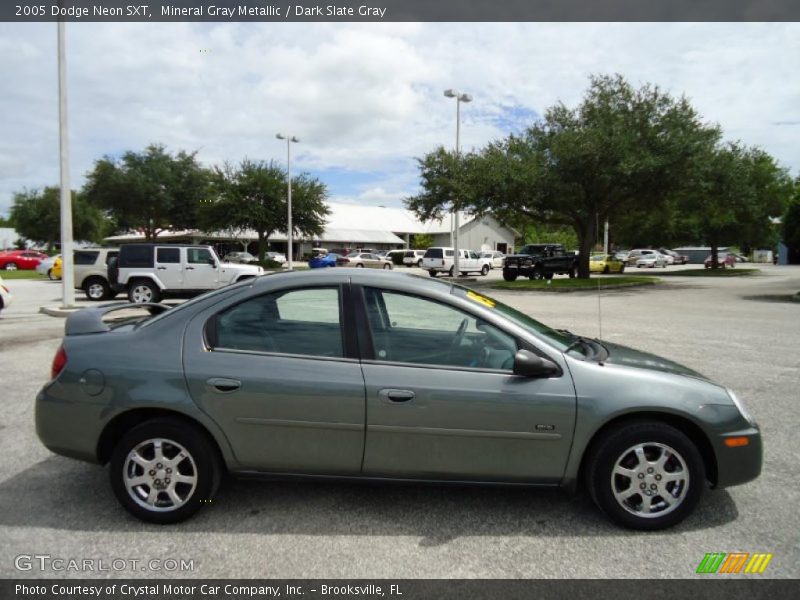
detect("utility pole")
(58, 21), (75, 308)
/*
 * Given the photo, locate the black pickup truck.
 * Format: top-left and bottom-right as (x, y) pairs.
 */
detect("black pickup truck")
(502, 244), (578, 281)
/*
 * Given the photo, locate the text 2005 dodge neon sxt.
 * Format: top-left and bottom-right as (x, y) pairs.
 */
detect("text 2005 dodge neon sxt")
(36, 270), (761, 529)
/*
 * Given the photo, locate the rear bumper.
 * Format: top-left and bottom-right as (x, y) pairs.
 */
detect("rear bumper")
(36, 386), (105, 464)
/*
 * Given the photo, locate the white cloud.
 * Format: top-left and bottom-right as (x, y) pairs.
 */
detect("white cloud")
(0, 22), (798, 217)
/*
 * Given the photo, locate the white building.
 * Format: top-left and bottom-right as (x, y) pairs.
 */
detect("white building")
(105, 202), (518, 259)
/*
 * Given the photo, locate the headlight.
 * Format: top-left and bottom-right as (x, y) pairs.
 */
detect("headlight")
(727, 388), (756, 425)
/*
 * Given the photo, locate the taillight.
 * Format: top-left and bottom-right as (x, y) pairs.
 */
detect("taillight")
(51, 344), (67, 380)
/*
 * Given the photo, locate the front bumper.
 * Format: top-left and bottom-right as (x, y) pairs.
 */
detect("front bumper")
(712, 427), (763, 488)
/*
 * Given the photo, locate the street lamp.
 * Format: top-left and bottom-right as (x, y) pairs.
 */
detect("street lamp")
(443, 89), (471, 278)
(57, 21), (75, 308)
(276, 133), (300, 271)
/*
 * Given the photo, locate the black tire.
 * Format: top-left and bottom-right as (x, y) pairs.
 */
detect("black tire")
(127, 279), (160, 304)
(531, 266), (545, 280)
(569, 265), (577, 278)
(428, 270), (437, 277)
(448, 266), (455, 277)
(47, 269), (54, 280)
(502, 271), (517, 282)
(356, 263), (364, 268)
(480, 265), (490, 276)
(109, 417), (222, 524)
(544, 273), (554, 280)
(84, 277), (112, 301)
(586, 421), (705, 530)
(383, 263), (392, 270)
(603, 266), (610, 274)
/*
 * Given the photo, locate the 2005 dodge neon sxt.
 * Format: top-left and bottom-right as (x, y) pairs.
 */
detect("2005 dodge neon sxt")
(36, 269), (761, 529)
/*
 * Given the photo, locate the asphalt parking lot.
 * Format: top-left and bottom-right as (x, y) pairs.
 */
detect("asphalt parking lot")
(0, 266), (798, 579)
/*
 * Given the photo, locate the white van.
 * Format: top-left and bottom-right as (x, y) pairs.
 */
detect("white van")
(421, 247), (492, 277)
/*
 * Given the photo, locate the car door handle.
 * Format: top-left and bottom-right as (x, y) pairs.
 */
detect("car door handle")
(378, 389), (415, 403)
(185, 266), (195, 270)
(156, 266), (167, 270)
(206, 377), (241, 393)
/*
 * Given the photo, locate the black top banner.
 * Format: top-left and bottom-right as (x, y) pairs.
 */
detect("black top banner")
(4, 0), (800, 22)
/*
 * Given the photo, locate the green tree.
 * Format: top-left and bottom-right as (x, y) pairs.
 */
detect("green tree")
(83, 144), (209, 241)
(411, 233), (434, 249)
(679, 144), (793, 267)
(199, 159), (329, 261)
(9, 187), (105, 252)
(780, 178), (800, 251)
(407, 75), (718, 277)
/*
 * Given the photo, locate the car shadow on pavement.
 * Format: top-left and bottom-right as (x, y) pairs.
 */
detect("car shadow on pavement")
(0, 456), (738, 540)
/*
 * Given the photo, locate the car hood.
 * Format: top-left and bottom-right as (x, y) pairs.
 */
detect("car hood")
(602, 341), (709, 381)
(221, 263), (262, 273)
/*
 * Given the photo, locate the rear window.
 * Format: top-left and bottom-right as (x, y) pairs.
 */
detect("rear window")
(74, 251), (99, 265)
(424, 248), (443, 259)
(404, 251), (415, 258)
(104, 251), (119, 265)
(119, 245), (154, 268)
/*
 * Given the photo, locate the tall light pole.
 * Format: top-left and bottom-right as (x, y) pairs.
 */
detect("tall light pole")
(58, 21), (75, 307)
(276, 133), (299, 271)
(444, 89), (471, 278)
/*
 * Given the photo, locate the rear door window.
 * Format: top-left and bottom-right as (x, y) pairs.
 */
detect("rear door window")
(74, 251), (99, 265)
(210, 287), (344, 358)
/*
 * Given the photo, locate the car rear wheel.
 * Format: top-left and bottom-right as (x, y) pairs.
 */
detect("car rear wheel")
(84, 277), (111, 301)
(428, 270), (437, 277)
(531, 267), (545, 280)
(128, 280), (160, 304)
(4, 263), (18, 271)
(417, 259), (423, 268)
(110, 418), (222, 524)
(356, 263), (364, 268)
(481, 265), (490, 276)
(448, 266), (455, 277)
(502, 271), (517, 282)
(586, 421), (705, 530)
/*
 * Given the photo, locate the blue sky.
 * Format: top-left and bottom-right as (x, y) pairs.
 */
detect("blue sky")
(0, 22), (798, 218)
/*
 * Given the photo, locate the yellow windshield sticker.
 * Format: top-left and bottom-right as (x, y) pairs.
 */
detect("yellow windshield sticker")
(466, 290), (496, 308)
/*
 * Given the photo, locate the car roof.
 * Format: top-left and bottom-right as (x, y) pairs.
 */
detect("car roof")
(250, 267), (456, 297)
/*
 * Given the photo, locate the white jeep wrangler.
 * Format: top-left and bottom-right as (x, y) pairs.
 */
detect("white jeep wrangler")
(111, 244), (263, 303)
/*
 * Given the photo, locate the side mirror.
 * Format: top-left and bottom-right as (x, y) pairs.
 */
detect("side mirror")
(208, 258), (217, 267)
(513, 349), (559, 378)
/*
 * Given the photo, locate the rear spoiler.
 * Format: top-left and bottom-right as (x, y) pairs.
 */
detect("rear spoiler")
(65, 303), (170, 336)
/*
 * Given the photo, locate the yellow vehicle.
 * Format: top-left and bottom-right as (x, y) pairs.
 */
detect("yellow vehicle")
(51, 256), (63, 280)
(589, 254), (625, 274)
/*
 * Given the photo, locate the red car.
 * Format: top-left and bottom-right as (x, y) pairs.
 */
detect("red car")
(704, 253), (737, 269)
(0, 250), (48, 271)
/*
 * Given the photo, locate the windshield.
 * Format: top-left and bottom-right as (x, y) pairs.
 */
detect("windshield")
(449, 284), (573, 350)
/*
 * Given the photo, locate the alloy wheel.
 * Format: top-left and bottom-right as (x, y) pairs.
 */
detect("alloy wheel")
(611, 442), (689, 519)
(123, 438), (198, 512)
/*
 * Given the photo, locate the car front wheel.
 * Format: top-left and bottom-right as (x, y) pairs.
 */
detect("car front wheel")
(110, 418), (222, 524)
(383, 263), (392, 270)
(428, 270), (437, 277)
(586, 421), (705, 530)
(480, 265), (490, 276)
(4, 262), (18, 271)
(502, 271), (517, 282)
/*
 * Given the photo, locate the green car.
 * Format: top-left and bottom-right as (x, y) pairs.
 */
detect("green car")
(36, 270), (761, 529)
